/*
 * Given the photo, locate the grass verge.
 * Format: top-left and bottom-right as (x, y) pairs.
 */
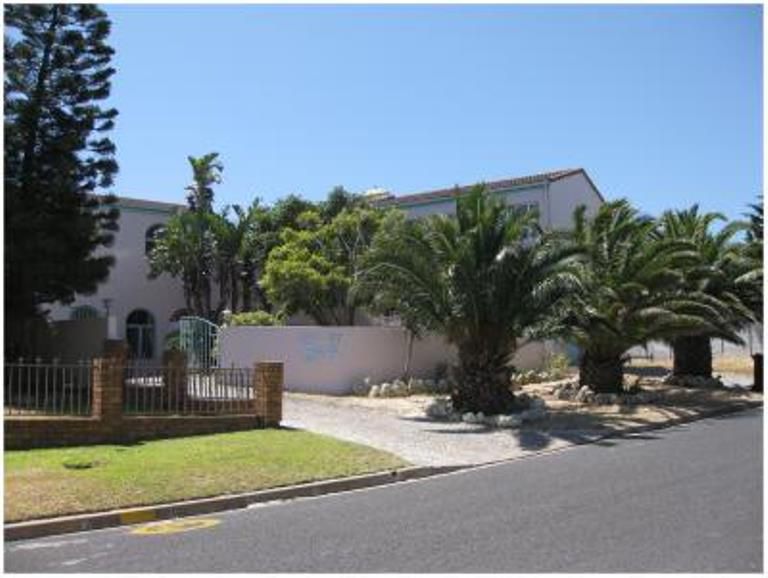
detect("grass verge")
(5, 429), (407, 522)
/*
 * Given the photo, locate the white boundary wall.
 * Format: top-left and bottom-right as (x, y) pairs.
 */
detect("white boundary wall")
(219, 326), (555, 395)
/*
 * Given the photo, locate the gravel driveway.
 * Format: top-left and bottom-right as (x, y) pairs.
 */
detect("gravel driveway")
(282, 393), (574, 467)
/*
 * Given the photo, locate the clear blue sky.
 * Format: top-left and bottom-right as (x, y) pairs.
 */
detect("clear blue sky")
(105, 4), (762, 220)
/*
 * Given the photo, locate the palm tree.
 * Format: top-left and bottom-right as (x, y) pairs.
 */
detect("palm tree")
(185, 153), (223, 213)
(148, 210), (217, 318)
(740, 198), (764, 324)
(658, 206), (755, 378)
(359, 185), (581, 414)
(556, 200), (735, 393)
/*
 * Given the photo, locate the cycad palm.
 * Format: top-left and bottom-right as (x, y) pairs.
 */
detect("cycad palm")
(658, 206), (754, 378)
(739, 198), (763, 324)
(360, 185), (580, 414)
(558, 200), (732, 393)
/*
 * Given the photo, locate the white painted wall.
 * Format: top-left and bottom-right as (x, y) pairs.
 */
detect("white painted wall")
(219, 326), (556, 394)
(47, 198), (188, 362)
(404, 198), (457, 219)
(547, 171), (603, 230)
(398, 172), (603, 231)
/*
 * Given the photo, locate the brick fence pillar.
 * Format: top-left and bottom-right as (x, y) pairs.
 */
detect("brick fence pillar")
(254, 362), (283, 427)
(91, 358), (123, 426)
(162, 350), (188, 412)
(103, 339), (129, 362)
(92, 339), (128, 429)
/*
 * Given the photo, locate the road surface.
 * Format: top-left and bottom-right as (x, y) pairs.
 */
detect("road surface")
(5, 408), (762, 573)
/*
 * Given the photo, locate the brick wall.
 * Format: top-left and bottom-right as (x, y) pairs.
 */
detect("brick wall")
(5, 352), (283, 450)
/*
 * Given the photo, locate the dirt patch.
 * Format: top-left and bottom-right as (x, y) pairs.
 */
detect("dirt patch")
(288, 377), (762, 438)
(286, 392), (436, 418)
(627, 355), (756, 376)
(524, 379), (762, 436)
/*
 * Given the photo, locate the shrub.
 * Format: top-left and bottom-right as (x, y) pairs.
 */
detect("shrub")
(229, 310), (284, 326)
(164, 330), (181, 351)
(544, 352), (570, 378)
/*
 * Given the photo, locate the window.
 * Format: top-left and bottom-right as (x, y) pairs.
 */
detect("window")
(145, 224), (165, 255)
(126, 309), (155, 359)
(509, 202), (541, 244)
(70, 305), (100, 320)
(510, 202), (540, 216)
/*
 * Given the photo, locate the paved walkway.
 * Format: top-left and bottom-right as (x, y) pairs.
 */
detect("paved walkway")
(283, 394), (575, 467)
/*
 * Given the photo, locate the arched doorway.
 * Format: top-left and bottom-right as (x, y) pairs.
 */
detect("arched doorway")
(126, 309), (155, 359)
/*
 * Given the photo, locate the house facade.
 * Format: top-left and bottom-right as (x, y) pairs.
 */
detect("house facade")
(47, 196), (188, 362)
(373, 168), (604, 226)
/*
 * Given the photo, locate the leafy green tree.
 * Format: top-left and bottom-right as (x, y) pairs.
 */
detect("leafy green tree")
(556, 201), (736, 393)
(262, 206), (385, 325)
(148, 153), (222, 320)
(658, 206), (755, 378)
(148, 210), (216, 317)
(236, 195), (316, 312)
(359, 186), (581, 414)
(4, 4), (120, 355)
(320, 186), (366, 222)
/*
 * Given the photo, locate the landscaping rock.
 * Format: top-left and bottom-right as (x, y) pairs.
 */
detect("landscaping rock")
(425, 398), (453, 419)
(462, 412), (485, 424)
(494, 414), (523, 429)
(408, 378), (425, 394)
(593, 393), (619, 405)
(574, 385), (595, 403)
(368, 385), (381, 398)
(662, 374), (724, 389)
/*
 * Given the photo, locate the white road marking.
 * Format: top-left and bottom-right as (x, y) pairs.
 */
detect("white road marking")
(12, 538), (88, 551)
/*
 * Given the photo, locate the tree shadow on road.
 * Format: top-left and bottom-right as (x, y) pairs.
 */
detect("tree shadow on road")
(396, 399), (759, 453)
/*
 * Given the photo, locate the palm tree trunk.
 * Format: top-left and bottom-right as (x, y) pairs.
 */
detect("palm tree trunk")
(452, 346), (516, 415)
(230, 269), (240, 312)
(402, 330), (415, 380)
(672, 336), (713, 378)
(580, 351), (624, 393)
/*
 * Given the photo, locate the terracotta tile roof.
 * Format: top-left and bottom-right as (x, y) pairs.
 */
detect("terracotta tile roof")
(375, 168), (591, 207)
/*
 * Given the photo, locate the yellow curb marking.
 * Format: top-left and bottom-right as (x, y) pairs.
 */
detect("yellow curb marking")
(119, 510), (157, 525)
(130, 518), (220, 535)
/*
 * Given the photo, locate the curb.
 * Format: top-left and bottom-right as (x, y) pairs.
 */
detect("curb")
(5, 401), (761, 542)
(4, 464), (463, 542)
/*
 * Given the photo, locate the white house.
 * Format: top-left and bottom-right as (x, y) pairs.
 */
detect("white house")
(46, 168), (604, 364)
(372, 168), (604, 225)
(47, 196), (188, 362)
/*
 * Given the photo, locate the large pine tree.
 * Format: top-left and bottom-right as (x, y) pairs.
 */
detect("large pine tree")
(4, 4), (120, 356)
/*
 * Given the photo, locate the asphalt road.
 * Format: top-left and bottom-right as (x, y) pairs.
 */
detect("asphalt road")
(5, 408), (763, 573)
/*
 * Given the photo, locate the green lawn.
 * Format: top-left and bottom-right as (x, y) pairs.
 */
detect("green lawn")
(5, 429), (407, 522)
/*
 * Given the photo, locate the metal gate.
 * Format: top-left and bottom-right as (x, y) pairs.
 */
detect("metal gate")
(179, 316), (220, 369)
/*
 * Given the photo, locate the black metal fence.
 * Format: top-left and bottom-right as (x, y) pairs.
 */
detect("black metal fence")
(4, 360), (92, 416)
(122, 365), (255, 416)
